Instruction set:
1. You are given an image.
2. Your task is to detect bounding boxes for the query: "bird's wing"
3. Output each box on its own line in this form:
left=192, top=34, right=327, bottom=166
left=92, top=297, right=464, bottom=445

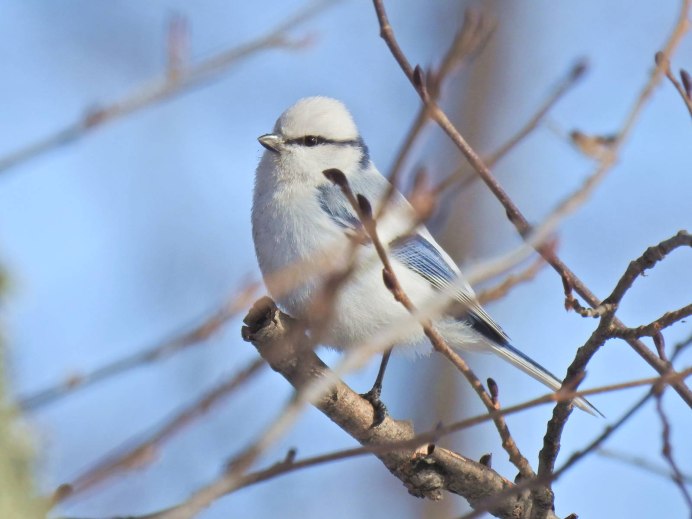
left=316, top=171, right=600, bottom=415
left=316, top=169, right=510, bottom=343
left=316, top=166, right=395, bottom=231
left=316, top=182, right=365, bottom=231
left=389, top=233, right=511, bottom=346
left=390, top=234, right=601, bottom=416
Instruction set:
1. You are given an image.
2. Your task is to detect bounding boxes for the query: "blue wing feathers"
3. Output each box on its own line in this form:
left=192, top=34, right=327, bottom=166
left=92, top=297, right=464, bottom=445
left=390, top=234, right=457, bottom=288
left=315, top=178, right=601, bottom=416
left=316, top=168, right=390, bottom=231
left=316, top=183, right=362, bottom=230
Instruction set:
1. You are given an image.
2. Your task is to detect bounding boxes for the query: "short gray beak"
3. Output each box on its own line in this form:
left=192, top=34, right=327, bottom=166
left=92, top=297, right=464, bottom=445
left=258, top=133, right=282, bottom=153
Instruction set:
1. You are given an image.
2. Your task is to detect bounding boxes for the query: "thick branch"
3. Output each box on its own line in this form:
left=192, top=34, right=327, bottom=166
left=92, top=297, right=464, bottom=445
left=241, top=298, right=557, bottom=519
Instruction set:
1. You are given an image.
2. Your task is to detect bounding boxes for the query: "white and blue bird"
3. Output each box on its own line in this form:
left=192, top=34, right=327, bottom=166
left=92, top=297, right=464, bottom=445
left=252, top=96, right=596, bottom=418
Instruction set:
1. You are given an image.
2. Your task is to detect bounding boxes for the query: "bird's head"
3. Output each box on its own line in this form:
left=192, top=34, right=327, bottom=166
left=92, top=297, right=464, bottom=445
left=257, top=97, right=370, bottom=182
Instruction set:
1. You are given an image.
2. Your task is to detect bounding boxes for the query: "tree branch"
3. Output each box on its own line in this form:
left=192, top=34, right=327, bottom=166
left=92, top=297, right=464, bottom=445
left=324, top=169, right=535, bottom=480
left=52, top=358, right=264, bottom=505
left=370, top=0, right=692, bottom=410
left=240, top=300, right=556, bottom=519
left=18, top=285, right=258, bottom=411
left=535, top=230, right=691, bottom=518
left=0, top=0, right=339, bottom=175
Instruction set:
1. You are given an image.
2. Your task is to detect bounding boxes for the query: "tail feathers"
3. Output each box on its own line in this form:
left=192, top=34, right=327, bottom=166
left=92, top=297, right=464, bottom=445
left=490, top=342, right=602, bottom=417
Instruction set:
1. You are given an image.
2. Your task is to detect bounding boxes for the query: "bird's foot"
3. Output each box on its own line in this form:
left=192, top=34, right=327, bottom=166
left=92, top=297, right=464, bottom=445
left=360, top=386, right=388, bottom=428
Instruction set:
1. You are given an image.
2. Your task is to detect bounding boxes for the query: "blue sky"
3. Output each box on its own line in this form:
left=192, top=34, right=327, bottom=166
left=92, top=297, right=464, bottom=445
left=1, top=1, right=691, bottom=518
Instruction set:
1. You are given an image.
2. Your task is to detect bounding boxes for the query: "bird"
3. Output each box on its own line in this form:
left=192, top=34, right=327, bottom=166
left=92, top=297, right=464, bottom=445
left=251, top=96, right=598, bottom=421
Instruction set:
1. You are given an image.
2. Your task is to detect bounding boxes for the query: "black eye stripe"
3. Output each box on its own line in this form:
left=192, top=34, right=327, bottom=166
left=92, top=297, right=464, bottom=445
left=285, top=136, right=361, bottom=147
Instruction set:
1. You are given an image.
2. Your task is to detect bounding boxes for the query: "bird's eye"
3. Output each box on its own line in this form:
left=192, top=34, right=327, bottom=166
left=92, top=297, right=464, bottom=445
left=303, top=135, right=319, bottom=147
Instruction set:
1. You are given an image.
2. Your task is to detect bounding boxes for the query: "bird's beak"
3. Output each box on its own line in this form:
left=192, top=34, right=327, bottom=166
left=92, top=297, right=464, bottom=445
left=258, top=133, right=282, bottom=153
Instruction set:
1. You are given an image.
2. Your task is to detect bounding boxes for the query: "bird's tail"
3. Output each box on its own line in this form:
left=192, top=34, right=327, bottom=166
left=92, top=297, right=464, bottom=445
left=488, top=342, right=602, bottom=417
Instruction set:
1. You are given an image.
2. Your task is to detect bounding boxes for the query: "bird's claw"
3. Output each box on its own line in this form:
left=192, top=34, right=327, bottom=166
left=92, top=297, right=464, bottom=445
left=360, top=386, right=388, bottom=428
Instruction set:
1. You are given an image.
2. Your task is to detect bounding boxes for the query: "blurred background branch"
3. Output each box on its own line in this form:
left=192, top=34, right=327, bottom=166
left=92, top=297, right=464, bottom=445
left=1, top=1, right=690, bottom=519
left=0, top=0, right=339, bottom=175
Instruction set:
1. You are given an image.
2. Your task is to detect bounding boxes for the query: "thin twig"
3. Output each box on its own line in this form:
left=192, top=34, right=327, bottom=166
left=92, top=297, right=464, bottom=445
left=52, top=358, right=265, bottom=504
left=324, top=171, right=535, bottom=480
left=18, top=286, right=258, bottom=411
left=536, top=231, right=692, bottom=518
left=655, top=51, right=692, bottom=118
left=611, top=303, right=692, bottom=339
left=596, top=447, right=692, bottom=485
left=371, top=0, right=692, bottom=410
left=435, top=59, right=589, bottom=195
left=0, top=0, right=339, bottom=175
left=386, top=9, right=496, bottom=190
left=476, top=251, right=547, bottom=305
left=654, top=385, right=692, bottom=510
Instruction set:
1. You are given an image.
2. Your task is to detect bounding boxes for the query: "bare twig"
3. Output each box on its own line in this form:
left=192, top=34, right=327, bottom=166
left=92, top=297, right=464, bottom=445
left=536, top=231, right=692, bottom=518
left=596, top=447, right=692, bottom=485
left=656, top=51, right=692, bottom=118
left=476, top=252, right=547, bottom=305
left=66, top=345, right=690, bottom=519
left=654, top=385, right=692, bottom=510
left=611, top=303, right=692, bottom=339
left=371, top=0, right=692, bottom=410
left=386, top=9, right=496, bottom=190
left=324, top=171, right=535, bottom=480
left=19, top=286, right=258, bottom=411
left=435, top=59, right=588, bottom=194
left=53, top=358, right=265, bottom=504
left=603, top=230, right=692, bottom=307
left=0, top=0, right=339, bottom=175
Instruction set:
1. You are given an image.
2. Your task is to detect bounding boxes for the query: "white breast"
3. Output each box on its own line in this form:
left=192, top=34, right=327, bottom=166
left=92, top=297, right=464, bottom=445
left=252, top=170, right=349, bottom=320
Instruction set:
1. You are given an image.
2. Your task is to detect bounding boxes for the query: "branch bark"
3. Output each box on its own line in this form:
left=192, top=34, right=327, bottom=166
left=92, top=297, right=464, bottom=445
left=241, top=297, right=559, bottom=519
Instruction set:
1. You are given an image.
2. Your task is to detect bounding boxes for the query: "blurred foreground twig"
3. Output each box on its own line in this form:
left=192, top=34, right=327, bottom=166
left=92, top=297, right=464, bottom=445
left=0, top=0, right=339, bottom=175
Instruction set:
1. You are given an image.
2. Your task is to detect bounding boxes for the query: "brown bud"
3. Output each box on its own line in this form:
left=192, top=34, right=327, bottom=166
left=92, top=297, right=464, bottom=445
left=413, top=65, right=426, bottom=90
left=653, top=332, right=667, bottom=362
left=570, top=59, right=588, bottom=81
left=479, top=453, right=492, bottom=468
left=322, top=168, right=348, bottom=188
left=487, top=377, right=499, bottom=405
left=284, top=448, right=297, bottom=464
left=382, top=269, right=396, bottom=291
left=356, top=194, right=373, bottom=221
left=654, top=51, right=668, bottom=68
left=680, top=69, right=692, bottom=98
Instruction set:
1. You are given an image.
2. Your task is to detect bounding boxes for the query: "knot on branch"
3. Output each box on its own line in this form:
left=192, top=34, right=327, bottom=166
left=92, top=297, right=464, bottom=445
left=405, top=455, right=445, bottom=500
left=241, top=296, right=308, bottom=373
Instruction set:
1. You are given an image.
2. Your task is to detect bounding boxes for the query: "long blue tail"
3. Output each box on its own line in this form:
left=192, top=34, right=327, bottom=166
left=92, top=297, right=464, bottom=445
left=489, top=341, right=602, bottom=416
